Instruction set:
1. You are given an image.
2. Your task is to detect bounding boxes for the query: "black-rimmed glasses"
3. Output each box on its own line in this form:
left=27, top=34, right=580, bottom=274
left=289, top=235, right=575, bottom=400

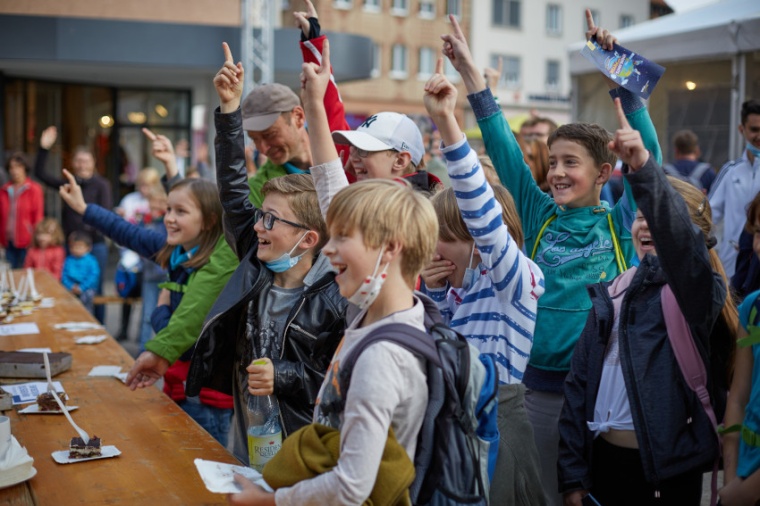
left=254, top=209, right=309, bottom=231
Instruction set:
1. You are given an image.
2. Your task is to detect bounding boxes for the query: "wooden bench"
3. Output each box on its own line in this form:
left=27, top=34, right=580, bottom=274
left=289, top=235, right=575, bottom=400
left=92, top=295, right=142, bottom=305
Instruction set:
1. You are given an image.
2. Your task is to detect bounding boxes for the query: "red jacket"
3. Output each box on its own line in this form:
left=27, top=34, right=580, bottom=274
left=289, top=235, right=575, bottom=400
left=0, top=179, right=44, bottom=248
left=24, top=247, right=65, bottom=281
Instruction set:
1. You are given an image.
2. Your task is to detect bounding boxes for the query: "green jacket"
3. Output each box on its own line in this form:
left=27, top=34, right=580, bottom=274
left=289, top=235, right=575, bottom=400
left=470, top=87, right=661, bottom=380
left=145, top=235, right=239, bottom=363
left=247, top=160, right=289, bottom=207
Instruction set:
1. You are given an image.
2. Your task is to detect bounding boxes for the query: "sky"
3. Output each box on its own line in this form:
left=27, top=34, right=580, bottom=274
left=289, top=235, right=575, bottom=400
left=667, top=0, right=722, bottom=12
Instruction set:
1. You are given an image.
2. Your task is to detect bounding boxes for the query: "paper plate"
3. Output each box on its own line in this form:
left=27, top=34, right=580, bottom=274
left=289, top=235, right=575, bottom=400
left=0, top=466, right=37, bottom=489
left=52, top=445, right=121, bottom=464
left=19, top=404, right=78, bottom=414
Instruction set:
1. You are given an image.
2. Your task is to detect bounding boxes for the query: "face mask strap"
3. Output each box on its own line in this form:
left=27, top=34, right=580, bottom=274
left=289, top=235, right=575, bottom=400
left=287, top=230, right=310, bottom=257
left=467, top=242, right=476, bottom=270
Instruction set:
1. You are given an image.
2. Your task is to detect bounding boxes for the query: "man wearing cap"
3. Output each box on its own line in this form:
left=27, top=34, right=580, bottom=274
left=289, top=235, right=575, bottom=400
left=242, top=9, right=349, bottom=207
left=332, top=112, right=443, bottom=195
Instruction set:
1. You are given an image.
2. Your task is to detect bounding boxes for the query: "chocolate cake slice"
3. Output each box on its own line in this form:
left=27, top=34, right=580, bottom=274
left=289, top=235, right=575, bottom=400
left=36, top=391, right=68, bottom=411
left=69, top=436, right=102, bottom=458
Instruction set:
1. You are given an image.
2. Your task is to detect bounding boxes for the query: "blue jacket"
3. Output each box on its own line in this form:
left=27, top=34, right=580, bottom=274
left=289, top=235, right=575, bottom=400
left=558, top=157, right=725, bottom=492
left=62, top=253, right=100, bottom=292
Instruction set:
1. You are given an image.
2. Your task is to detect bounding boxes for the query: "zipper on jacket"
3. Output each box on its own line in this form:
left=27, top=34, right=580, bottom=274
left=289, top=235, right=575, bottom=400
left=618, top=270, right=660, bottom=485
left=278, top=296, right=308, bottom=439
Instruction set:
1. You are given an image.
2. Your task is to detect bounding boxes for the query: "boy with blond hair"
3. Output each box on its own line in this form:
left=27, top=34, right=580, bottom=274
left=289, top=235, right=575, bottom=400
left=442, top=13, right=662, bottom=506
left=228, top=40, right=439, bottom=506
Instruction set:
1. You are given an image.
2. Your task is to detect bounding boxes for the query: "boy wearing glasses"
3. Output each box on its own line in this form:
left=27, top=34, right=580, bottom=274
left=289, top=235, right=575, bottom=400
left=185, top=43, right=347, bottom=466
left=333, top=112, right=444, bottom=195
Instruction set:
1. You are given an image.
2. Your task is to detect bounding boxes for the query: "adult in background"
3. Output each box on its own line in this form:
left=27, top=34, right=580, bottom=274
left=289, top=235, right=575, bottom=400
left=710, top=99, right=760, bottom=278
left=0, top=153, right=44, bottom=268
left=662, top=129, right=716, bottom=193
left=34, top=126, right=112, bottom=323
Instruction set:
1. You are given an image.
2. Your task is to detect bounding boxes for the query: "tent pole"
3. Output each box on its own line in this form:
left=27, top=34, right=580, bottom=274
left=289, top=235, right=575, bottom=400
left=730, top=52, right=746, bottom=161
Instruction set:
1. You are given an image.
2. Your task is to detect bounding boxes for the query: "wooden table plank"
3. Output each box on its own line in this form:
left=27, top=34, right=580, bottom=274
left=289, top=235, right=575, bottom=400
left=0, top=270, right=238, bottom=505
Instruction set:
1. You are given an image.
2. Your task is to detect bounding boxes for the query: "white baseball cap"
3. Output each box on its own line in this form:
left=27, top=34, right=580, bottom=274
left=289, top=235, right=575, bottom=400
left=332, top=112, right=424, bottom=166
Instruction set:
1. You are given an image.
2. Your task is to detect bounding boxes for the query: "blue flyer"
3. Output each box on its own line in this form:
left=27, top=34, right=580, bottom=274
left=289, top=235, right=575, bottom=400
left=580, top=39, right=665, bottom=99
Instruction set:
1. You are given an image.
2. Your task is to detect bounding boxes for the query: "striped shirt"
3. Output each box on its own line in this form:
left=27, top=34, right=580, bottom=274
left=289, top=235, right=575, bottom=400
left=423, top=136, right=545, bottom=384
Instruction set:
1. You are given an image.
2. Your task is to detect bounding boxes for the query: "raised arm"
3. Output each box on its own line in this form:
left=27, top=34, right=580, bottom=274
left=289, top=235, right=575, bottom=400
left=142, top=128, right=181, bottom=191
left=213, top=42, right=259, bottom=258
left=34, top=126, right=66, bottom=188
left=300, top=39, right=348, bottom=218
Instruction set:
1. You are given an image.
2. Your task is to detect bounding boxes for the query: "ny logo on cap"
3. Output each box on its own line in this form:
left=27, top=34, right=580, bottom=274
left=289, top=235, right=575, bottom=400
left=361, top=115, right=379, bottom=128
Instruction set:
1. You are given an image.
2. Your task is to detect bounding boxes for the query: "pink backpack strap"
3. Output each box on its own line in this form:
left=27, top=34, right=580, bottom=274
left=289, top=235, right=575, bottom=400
left=661, top=284, right=720, bottom=506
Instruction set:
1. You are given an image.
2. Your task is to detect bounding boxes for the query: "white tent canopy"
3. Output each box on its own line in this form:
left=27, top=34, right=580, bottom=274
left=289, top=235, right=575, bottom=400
left=569, top=0, right=760, bottom=75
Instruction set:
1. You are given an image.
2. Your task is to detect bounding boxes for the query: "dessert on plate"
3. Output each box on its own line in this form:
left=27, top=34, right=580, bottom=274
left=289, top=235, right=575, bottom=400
left=69, top=436, right=102, bottom=459
left=36, top=391, right=68, bottom=411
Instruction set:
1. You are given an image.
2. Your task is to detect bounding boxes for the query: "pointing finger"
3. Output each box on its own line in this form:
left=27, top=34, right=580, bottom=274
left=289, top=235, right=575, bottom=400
left=62, top=168, right=76, bottom=185
left=142, top=127, right=157, bottom=141
left=303, top=0, right=317, bottom=18
left=449, top=14, right=465, bottom=40
left=320, top=39, right=330, bottom=73
left=222, top=41, right=234, bottom=64
left=435, top=56, right=444, bottom=75
left=585, top=9, right=595, bottom=32
left=613, top=98, right=630, bottom=130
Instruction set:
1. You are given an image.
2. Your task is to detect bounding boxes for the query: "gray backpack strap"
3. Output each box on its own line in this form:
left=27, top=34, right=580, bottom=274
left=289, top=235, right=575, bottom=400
left=690, top=162, right=712, bottom=184
left=662, top=163, right=681, bottom=177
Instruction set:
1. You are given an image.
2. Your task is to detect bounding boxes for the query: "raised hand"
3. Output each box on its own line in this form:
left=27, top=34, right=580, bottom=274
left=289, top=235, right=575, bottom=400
left=300, top=39, right=331, bottom=110
left=142, top=128, right=178, bottom=178
left=585, top=9, right=616, bottom=51
left=484, top=57, right=503, bottom=90
left=214, top=42, right=244, bottom=113
left=58, top=168, right=88, bottom=215
left=40, top=126, right=58, bottom=150
left=424, top=57, right=458, bottom=121
left=608, top=98, right=648, bottom=171
left=294, top=0, right=318, bottom=39
left=440, top=14, right=485, bottom=93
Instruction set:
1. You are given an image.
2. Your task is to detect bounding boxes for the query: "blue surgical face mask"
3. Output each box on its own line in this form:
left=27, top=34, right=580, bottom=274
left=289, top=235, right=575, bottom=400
left=265, top=232, right=309, bottom=273
left=746, top=141, right=760, bottom=159
left=461, top=242, right=479, bottom=292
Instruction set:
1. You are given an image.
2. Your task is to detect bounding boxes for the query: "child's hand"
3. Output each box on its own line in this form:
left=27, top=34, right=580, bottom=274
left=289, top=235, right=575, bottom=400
left=441, top=15, right=474, bottom=74
left=142, top=128, right=178, bottom=178
left=71, top=284, right=81, bottom=295
left=293, top=0, right=318, bottom=39
left=585, top=9, right=617, bottom=50
left=246, top=358, right=274, bottom=396
left=40, top=126, right=57, bottom=150
left=214, top=42, right=244, bottom=113
left=608, top=98, right=648, bottom=172
left=483, top=57, right=502, bottom=90
left=424, top=58, right=459, bottom=121
left=300, top=40, right=331, bottom=111
left=563, top=490, right=588, bottom=506
left=421, top=254, right=455, bottom=289
left=227, top=474, right=275, bottom=506
left=58, top=169, right=88, bottom=215
left=126, top=351, right=170, bottom=391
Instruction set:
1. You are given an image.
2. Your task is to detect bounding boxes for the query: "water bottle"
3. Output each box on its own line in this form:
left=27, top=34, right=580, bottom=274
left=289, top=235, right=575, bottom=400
left=246, top=360, right=283, bottom=471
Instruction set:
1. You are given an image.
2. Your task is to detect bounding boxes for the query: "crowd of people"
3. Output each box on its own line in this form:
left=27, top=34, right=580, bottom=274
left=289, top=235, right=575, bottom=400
left=4, top=1, right=760, bottom=505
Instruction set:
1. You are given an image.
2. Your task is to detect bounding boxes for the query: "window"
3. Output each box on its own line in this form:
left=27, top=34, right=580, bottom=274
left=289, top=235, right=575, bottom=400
left=586, top=9, right=600, bottom=32
left=447, top=0, right=462, bottom=18
left=371, top=43, right=381, bottom=78
left=546, top=4, right=562, bottom=35
left=334, top=0, right=352, bottom=10
left=281, top=0, right=290, bottom=9
left=493, top=0, right=521, bottom=28
left=419, top=0, right=436, bottom=19
left=392, top=0, right=409, bottom=15
left=444, top=58, right=460, bottom=83
left=546, top=60, right=560, bottom=90
left=418, top=47, right=435, bottom=79
left=620, top=15, right=634, bottom=28
left=364, top=0, right=381, bottom=12
left=391, top=44, right=408, bottom=78
left=491, top=54, right=520, bottom=88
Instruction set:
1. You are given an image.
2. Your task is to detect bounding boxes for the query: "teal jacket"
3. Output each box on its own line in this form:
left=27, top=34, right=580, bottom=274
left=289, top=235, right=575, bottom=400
left=470, top=87, right=661, bottom=391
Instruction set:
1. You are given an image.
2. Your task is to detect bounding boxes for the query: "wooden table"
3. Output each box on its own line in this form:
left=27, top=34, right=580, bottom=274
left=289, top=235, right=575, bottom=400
left=0, top=270, right=238, bottom=505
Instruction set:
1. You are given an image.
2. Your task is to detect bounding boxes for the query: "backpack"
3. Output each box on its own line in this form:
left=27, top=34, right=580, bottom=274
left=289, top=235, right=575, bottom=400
left=661, top=285, right=722, bottom=506
left=662, top=162, right=712, bottom=192
left=337, top=299, right=500, bottom=505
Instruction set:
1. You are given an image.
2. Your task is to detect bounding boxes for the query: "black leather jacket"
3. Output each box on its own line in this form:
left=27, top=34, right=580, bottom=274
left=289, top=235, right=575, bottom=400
left=186, top=107, right=346, bottom=437
left=558, top=158, right=726, bottom=492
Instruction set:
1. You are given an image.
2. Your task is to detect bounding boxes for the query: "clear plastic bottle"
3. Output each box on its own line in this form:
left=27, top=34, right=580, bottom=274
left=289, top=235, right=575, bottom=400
left=246, top=360, right=283, bottom=472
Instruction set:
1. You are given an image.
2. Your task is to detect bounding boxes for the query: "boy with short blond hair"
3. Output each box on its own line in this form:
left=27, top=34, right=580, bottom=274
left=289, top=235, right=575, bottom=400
left=227, top=39, right=439, bottom=506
